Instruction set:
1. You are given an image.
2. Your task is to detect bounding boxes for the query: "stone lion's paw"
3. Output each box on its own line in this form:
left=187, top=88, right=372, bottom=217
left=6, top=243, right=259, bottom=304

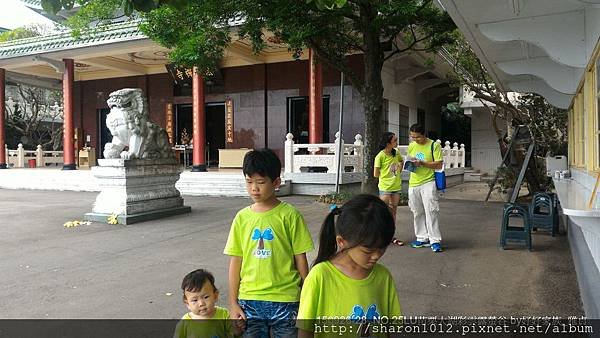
left=120, top=151, right=132, bottom=160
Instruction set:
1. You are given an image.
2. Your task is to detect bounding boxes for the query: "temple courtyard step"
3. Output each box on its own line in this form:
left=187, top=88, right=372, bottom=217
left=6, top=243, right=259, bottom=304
left=0, top=168, right=290, bottom=197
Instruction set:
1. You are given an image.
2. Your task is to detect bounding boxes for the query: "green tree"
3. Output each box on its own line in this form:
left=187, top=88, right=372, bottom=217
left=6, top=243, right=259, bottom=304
left=5, top=85, right=64, bottom=151
left=441, top=102, right=470, bottom=164
left=1, top=24, right=63, bottom=151
left=42, top=0, right=455, bottom=192
left=445, top=33, right=568, bottom=194
left=0, top=24, right=51, bottom=42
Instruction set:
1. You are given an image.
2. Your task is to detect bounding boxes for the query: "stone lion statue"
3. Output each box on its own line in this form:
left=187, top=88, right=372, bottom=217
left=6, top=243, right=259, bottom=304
left=103, top=88, right=173, bottom=160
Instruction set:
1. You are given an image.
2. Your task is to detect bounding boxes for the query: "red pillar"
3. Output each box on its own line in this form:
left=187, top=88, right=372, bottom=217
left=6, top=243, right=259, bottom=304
left=308, top=49, right=323, bottom=144
left=0, top=68, right=6, bottom=169
left=192, top=67, right=207, bottom=172
left=62, top=59, right=76, bottom=170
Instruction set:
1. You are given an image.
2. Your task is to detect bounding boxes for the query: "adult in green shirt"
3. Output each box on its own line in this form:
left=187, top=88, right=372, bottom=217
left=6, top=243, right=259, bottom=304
left=407, top=124, right=444, bottom=253
left=373, top=132, right=404, bottom=246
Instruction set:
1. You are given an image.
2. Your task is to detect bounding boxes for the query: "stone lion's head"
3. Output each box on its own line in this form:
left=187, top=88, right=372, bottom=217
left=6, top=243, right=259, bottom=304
left=107, top=88, right=147, bottom=123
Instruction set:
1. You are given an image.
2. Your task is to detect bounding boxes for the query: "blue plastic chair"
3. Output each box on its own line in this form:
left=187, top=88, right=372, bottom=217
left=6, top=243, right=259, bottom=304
left=500, top=203, right=532, bottom=250
left=530, top=192, right=556, bottom=237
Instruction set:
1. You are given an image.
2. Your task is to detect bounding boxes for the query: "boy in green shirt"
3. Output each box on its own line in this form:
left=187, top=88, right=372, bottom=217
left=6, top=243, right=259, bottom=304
left=224, top=148, right=314, bottom=337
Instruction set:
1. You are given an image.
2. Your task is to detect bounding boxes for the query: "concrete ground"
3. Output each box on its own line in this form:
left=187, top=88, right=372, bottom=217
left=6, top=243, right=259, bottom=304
left=0, top=184, right=583, bottom=319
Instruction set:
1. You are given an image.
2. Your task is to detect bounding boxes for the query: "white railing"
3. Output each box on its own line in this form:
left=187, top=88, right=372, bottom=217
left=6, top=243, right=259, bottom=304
left=5, top=144, right=63, bottom=167
left=397, top=140, right=465, bottom=168
left=284, top=132, right=364, bottom=174
left=283, top=135, right=464, bottom=174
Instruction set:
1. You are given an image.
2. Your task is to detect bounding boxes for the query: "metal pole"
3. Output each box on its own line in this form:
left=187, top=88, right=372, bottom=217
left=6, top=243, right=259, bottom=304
left=335, top=72, right=345, bottom=193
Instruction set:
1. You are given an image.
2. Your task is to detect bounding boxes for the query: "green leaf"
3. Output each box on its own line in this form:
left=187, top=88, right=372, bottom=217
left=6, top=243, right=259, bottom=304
left=132, top=0, right=157, bottom=12
left=41, top=0, right=62, bottom=14
left=123, top=0, right=134, bottom=16
left=61, top=0, right=75, bottom=10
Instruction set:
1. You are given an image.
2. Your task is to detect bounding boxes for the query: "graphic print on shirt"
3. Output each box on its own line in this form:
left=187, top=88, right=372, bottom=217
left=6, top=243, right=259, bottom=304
left=252, top=228, right=274, bottom=258
left=349, top=304, right=380, bottom=337
left=390, top=162, right=398, bottom=176
left=349, top=304, right=380, bottom=322
left=415, top=152, right=425, bottom=161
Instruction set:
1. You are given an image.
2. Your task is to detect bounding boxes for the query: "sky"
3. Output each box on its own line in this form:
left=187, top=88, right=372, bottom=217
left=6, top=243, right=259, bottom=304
left=0, top=0, right=57, bottom=30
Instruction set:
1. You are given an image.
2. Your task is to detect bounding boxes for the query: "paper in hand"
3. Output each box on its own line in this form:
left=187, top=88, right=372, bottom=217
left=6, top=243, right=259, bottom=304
left=403, top=158, right=417, bottom=173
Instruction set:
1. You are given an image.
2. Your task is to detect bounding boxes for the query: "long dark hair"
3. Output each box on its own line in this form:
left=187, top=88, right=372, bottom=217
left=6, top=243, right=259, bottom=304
left=313, top=194, right=395, bottom=266
left=379, top=132, right=396, bottom=156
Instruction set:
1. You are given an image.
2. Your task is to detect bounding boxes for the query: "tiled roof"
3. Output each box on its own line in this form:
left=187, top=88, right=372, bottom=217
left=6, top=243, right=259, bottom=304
left=20, top=0, right=42, bottom=8
left=0, top=20, right=147, bottom=59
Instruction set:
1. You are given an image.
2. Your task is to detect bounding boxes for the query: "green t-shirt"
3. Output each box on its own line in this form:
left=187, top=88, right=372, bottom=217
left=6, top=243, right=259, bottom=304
left=223, top=201, right=314, bottom=302
left=374, top=150, right=403, bottom=192
left=297, top=261, right=402, bottom=337
left=407, top=139, right=443, bottom=187
left=174, top=306, right=233, bottom=338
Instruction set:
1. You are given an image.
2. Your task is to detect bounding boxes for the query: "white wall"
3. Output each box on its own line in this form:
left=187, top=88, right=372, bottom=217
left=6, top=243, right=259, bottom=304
left=470, top=107, right=506, bottom=174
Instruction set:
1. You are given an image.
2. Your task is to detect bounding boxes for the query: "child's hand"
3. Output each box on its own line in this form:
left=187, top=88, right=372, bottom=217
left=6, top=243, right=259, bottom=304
left=230, top=303, right=246, bottom=332
left=232, top=318, right=246, bottom=334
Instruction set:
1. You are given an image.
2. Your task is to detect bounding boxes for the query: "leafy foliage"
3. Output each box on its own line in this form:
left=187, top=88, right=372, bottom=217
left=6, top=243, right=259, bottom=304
left=5, top=85, right=63, bottom=150
left=441, top=102, right=470, bottom=163
left=0, top=24, right=51, bottom=42
left=446, top=33, right=567, bottom=194
left=316, top=191, right=353, bottom=204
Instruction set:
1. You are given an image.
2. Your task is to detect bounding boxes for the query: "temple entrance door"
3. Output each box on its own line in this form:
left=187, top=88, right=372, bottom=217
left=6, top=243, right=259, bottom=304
left=287, top=96, right=330, bottom=144
left=174, top=102, right=225, bottom=167
left=97, top=108, right=111, bottom=158
left=175, top=104, right=192, bottom=166
left=205, top=102, right=225, bottom=167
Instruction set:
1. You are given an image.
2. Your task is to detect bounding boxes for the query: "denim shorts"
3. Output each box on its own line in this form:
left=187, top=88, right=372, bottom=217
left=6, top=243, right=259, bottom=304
left=238, top=299, right=298, bottom=338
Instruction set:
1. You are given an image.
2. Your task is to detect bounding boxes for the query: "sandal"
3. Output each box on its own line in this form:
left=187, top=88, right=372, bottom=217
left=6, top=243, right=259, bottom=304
left=391, top=238, right=404, bottom=246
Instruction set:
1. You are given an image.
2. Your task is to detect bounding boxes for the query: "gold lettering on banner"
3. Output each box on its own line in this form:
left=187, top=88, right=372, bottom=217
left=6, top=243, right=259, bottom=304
left=166, top=103, right=174, bottom=145
left=226, top=99, right=234, bottom=143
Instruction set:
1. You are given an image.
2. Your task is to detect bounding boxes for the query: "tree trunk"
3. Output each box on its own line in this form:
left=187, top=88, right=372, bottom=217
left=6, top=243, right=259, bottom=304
left=359, top=4, right=384, bottom=194
left=361, top=79, right=384, bottom=195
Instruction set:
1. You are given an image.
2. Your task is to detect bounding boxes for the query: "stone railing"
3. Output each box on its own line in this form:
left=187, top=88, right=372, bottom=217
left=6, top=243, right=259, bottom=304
left=284, top=132, right=364, bottom=174
left=5, top=144, right=63, bottom=167
left=397, top=140, right=465, bottom=168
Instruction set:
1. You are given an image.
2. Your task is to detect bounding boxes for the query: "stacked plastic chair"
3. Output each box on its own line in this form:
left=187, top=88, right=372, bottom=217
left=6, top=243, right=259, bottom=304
left=530, top=192, right=557, bottom=237
left=500, top=203, right=532, bottom=250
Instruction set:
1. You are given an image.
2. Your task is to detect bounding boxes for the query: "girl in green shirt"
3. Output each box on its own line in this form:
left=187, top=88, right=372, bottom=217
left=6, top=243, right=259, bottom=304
left=374, top=132, right=404, bottom=246
left=297, top=194, right=402, bottom=337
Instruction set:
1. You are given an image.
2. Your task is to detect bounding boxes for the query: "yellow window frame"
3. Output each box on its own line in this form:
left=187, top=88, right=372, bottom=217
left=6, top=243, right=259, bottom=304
left=595, top=56, right=600, bottom=171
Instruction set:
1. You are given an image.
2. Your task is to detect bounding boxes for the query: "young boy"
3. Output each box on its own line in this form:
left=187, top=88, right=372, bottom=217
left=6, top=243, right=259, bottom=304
left=224, top=148, right=314, bottom=337
left=175, top=269, right=241, bottom=338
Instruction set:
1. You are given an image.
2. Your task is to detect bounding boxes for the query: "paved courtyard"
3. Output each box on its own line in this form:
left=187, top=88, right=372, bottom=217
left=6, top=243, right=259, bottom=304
left=0, top=185, right=583, bottom=319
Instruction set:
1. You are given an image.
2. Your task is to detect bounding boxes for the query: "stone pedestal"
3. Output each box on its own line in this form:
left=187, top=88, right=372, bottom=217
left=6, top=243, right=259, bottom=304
left=85, top=158, right=191, bottom=224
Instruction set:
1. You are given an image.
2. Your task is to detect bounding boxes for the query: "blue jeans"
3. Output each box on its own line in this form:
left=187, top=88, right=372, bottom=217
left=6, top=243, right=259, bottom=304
left=238, top=299, right=298, bottom=338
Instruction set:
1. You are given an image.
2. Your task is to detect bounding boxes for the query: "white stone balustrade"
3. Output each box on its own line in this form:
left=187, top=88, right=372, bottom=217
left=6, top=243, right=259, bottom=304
left=284, top=133, right=364, bottom=174
left=4, top=143, right=63, bottom=167
left=397, top=140, right=465, bottom=168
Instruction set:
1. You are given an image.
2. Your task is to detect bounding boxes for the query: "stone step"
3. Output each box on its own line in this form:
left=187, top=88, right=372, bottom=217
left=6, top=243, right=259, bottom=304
left=176, top=172, right=291, bottom=197
left=464, top=171, right=484, bottom=182
left=0, top=169, right=290, bottom=197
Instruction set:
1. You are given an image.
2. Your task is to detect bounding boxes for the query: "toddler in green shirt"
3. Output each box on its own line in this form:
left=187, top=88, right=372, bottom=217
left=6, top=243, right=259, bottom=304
left=174, top=269, right=241, bottom=338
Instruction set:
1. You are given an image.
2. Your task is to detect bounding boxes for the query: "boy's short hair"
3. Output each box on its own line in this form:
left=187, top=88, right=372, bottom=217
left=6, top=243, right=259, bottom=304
left=242, top=148, right=281, bottom=182
left=181, top=269, right=216, bottom=296
left=409, top=123, right=425, bottom=135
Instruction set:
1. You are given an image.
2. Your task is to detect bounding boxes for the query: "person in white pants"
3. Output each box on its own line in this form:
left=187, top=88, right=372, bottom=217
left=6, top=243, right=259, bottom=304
left=406, top=124, right=444, bottom=252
